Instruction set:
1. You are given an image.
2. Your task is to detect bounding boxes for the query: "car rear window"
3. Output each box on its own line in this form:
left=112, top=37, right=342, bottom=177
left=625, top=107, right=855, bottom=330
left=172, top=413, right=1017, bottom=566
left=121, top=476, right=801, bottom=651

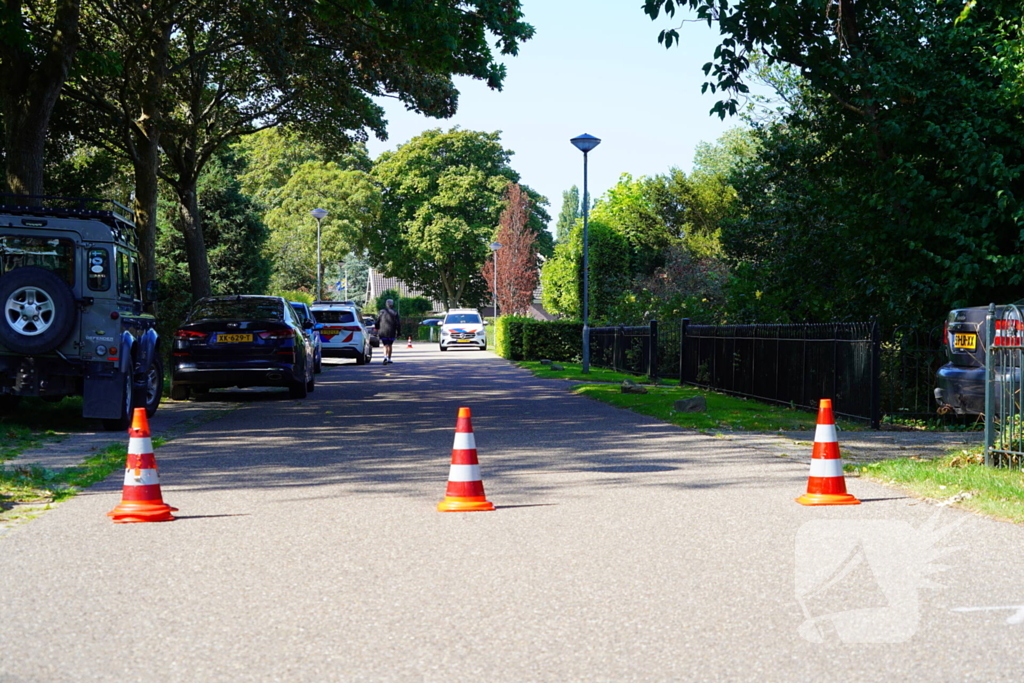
left=0, top=235, right=74, bottom=284
left=315, top=309, right=356, bottom=324
left=445, top=313, right=481, bottom=324
left=190, top=298, right=284, bottom=321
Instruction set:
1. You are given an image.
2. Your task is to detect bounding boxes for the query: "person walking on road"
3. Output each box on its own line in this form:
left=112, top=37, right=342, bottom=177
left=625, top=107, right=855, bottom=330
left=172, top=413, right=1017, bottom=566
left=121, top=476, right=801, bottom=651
left=376, top=299, right=401, bottom=364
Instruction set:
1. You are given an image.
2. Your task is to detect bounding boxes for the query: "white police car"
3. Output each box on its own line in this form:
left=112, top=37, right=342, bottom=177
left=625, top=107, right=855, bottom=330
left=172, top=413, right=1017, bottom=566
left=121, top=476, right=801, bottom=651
left=439, top=308, right=487, bottom=351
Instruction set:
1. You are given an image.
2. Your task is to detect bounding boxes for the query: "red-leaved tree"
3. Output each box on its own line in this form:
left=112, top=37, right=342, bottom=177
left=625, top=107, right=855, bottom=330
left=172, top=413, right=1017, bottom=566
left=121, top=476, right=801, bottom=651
left=484, top=183, right=538, bottom=316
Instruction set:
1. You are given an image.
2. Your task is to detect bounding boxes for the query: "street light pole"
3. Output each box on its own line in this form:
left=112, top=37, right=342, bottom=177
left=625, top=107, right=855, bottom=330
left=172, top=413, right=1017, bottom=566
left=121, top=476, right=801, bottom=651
left=570, top=134, right=601, bottom=374
left=310, top=208, right=328, bottom=301
left=489, top=241, right=502, bottom=321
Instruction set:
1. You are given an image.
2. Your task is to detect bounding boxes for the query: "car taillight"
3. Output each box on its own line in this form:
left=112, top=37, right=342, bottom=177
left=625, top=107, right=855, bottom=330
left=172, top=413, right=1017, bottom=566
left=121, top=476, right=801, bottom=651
left=174, top=329, right=208, bottom=340
left=340, top=325, right=361, bottom=332
left=258, top=330, right=294, bottom=340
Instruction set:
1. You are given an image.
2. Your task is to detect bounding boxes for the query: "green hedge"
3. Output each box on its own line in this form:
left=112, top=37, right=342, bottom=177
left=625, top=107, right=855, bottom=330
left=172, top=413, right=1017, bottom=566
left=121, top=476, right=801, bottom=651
left=494, top=317, right=581, bottom=362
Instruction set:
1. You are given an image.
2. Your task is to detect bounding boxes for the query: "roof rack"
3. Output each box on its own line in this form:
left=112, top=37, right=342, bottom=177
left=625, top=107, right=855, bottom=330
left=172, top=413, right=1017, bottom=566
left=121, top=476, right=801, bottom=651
left=0, top=194, right=135, bottom=225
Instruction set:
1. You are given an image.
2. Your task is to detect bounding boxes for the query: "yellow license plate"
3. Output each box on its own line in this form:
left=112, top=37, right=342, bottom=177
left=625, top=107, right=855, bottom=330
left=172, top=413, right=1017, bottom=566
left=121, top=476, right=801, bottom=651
left=217, top=333, right=252, bottom=343
left=954, top=333, right=976, bottom=350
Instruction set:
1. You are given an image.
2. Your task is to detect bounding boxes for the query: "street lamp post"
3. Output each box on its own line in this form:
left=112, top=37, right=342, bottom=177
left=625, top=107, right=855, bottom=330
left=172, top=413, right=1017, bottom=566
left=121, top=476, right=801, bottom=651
left=570, top=133, right=601, bottom=374
left=489, top=241, right=502, bottom=321
left=310, top=208, right=328, bottom=301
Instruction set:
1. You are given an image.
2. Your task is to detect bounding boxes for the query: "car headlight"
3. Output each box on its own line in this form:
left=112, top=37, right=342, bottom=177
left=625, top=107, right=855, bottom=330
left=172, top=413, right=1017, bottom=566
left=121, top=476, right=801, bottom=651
left=441, top=329, right=450, bottom=337
left=476, top=330, right=485, bottom=337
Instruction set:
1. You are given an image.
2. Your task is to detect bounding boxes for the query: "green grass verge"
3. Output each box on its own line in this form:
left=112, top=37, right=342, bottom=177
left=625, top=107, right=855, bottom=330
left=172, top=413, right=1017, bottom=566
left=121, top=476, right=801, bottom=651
left=571, top=383, right=856, bottom=432
left=0, top=396, right=93, bottom=462
left=516, top=361, right=680, bottom=386
left=852, top=448, right=1024, bottom=523
left=0, top=437, right=168, bottom=523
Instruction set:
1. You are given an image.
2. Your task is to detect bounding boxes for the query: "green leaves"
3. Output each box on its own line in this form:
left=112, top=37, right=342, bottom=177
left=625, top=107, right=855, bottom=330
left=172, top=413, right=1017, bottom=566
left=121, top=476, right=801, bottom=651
left=367, top=128, right=530, bottom=309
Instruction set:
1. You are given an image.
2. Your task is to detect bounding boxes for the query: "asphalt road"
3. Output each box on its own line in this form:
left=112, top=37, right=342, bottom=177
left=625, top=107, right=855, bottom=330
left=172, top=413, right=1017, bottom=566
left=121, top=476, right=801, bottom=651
left=1, top=344, right=1022, bottom=682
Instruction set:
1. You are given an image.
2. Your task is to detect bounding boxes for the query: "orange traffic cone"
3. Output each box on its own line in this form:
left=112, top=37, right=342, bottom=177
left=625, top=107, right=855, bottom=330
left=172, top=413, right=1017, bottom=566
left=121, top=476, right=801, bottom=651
left=108, top=408, right=178, bottom=523
left=438, top=407, right=494, bottom=512
left=796, top=399, right=860, bottom=506
left=407, top=337, right=413, bottom=348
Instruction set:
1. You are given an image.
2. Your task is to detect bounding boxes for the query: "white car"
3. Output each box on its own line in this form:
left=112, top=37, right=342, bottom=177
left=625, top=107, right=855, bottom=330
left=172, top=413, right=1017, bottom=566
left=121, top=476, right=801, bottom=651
left=310, top=302, right=372, bottom=364
left=439, top=309, right=487, bottom=351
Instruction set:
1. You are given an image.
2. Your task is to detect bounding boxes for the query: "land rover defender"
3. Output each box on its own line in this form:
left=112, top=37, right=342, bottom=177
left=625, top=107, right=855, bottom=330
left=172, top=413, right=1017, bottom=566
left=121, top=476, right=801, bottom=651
left=0, top=195, right=162, bottom=430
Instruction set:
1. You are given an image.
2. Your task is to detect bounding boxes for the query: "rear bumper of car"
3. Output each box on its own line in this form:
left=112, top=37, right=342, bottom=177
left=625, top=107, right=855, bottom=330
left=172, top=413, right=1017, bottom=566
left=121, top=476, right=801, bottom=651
left=172, top=361, right=299, bottom=388
left=321, top=345, right=364, bottom=358
left=934, top=363, right=1020, bottom=416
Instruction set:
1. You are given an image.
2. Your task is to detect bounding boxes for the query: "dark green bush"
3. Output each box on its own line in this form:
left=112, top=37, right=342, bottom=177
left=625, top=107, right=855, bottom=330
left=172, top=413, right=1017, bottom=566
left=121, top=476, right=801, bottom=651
left=495, top=316, right=530, bottom=360
left=495, top=317, right=581, bottom=361
left=522, top=320, right=581, bottom=362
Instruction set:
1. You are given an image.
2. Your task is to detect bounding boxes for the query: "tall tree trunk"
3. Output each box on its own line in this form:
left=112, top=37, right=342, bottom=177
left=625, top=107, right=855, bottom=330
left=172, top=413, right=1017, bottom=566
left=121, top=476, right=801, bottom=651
left=0, top=0, right=82, bottom=196
left=131, top=137, right=161, bottom=284
left=175, top=183, right=212, bottom=300
left=129, top=21, right=170, bottom=284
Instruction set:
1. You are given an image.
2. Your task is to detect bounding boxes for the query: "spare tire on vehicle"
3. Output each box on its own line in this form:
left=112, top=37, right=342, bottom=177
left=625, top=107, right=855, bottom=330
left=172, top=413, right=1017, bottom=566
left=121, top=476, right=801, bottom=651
left=0, top=267, right=76, bottom=355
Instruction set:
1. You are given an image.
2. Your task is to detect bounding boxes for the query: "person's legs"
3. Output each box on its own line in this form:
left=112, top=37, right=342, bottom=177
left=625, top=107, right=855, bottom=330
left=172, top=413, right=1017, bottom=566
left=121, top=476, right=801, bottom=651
left=380, top=338, right=395, bottom=363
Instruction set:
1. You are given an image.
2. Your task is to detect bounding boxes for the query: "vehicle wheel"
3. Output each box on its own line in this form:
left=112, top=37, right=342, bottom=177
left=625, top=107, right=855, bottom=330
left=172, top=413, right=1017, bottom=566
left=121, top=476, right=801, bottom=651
left=135, top=355, right=163, bottom=417
left=439, top=344, right=447, bottom=352
left=314, top=351, right=322, bottom=374
left=356, top=351, right=367, bottom=365
left=0, top=395, right=20, bottom=413
left=306, top=363, right=315, bottom=392
left=0, top=267, right=76, bottom=355
left=102, top=370, right=134, bottom=431
left=289, top=376, right=308, bottom=399
left=480, top=345, right=487, bottom=351
left=170, top=382, right=190, bottom=401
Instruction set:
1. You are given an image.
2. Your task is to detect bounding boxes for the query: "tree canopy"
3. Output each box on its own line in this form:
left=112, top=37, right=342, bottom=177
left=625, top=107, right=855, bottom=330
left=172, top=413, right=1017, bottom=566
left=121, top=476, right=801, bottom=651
left=367, top=128, right=547, bottom=310
left=646, top=0, right=1024, bottom=325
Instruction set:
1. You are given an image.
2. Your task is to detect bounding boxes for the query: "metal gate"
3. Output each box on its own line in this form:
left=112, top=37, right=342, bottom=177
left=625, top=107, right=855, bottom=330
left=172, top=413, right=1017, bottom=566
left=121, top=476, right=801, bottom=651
left=984, top=303, right=1024, bottom=466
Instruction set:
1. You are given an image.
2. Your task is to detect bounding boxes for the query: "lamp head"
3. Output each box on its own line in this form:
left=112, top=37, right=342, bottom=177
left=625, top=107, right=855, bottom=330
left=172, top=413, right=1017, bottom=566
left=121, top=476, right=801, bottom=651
left=489, top=242, right=503, bottom=251
left=570, top=134, right=601, bottom=153
left=310, top=208, right=328, bottom=220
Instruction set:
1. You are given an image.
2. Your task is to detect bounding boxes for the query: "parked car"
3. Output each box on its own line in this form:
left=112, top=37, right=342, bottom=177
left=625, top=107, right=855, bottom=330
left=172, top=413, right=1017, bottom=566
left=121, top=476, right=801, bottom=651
left=0, top=195, right=162, bottom=430
left=170, top=295, right=315, bottom=400
left=438, top=308, right=487, bottom=351
left=362, top=316, right=380, bottom=347
left=290, top=301, right=323, bottom=373
left=934, top=302, right=1023, bottom=416
left=311, top=301, right=372, bottom=364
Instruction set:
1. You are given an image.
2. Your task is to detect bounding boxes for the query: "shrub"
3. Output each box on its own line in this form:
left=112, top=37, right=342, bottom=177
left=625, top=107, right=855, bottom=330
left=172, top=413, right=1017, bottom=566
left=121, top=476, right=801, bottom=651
left=495, top=317, right=581, bottom=361
left=522, top=320, right=581, bottom=362
left=275, top=289, right=314, bottom=305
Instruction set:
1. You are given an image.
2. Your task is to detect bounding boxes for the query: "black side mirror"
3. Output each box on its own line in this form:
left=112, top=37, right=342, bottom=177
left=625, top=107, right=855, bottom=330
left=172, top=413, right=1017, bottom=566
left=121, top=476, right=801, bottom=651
left=302, top=319, right=314, bottom=330
left=144, top=280, right=163, bottom=302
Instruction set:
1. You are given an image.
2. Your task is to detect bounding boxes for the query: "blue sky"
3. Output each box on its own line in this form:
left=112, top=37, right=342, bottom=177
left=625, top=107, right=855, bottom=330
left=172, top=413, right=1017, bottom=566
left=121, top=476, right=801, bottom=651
left=364, top=1, right=753, bottom=230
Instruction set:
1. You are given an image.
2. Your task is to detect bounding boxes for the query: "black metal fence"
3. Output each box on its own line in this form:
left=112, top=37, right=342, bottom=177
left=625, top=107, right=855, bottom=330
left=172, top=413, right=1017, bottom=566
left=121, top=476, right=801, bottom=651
left=588, top=319, right=947, bottom=428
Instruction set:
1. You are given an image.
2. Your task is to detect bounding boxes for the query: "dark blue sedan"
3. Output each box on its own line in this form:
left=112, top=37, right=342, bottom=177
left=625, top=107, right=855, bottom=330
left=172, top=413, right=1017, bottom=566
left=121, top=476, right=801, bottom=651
left=170, top=295, right=315, bottom=400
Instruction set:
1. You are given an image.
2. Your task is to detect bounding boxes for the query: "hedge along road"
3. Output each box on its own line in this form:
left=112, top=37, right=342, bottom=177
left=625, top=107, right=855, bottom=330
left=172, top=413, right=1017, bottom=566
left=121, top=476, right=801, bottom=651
left=1, top=344, right=1023, bottom=682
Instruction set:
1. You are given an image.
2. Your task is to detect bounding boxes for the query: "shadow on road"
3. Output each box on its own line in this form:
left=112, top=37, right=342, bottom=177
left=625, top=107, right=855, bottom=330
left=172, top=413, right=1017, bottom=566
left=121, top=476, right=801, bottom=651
left=148, top=349, right=810, bottom=500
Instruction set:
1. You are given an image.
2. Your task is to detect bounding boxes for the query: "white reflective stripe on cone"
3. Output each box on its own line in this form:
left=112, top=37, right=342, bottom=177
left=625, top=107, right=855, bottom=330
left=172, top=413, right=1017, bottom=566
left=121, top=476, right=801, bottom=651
left=808, top=458, right=845, bottom=478
left=447, top=464, right=482, bottom=482
left=814, top=423, right=838, bottom=443
left=452, top=432, right=477, bottom=450
left=123, top=469, right=160, bottom=486
left=128, top=437, right=153, bottom=454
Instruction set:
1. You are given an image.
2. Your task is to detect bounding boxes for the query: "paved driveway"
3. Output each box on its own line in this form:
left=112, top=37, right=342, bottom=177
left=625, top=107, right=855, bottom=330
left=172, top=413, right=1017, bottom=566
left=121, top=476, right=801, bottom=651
left=0, top=345, right=1020, bottom=682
